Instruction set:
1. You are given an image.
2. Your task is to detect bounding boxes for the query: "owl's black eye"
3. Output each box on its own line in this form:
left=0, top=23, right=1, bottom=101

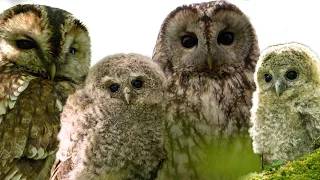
left=181, top=34, right=198, bottom=48
left=286, top=71, right=297, bottom=80
left=132, top=79, right=143, bottom=89
left=264, top=74, right=272, bottom=83
left=217, top=32, right=234, bottom=45
left=69, top=47, right=77, bottom=54
left=109, top=83, right=120, bottom=92
left=15, top=39, right=37, bottom=50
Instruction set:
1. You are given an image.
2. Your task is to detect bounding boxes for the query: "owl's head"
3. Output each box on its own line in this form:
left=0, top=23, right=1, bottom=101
left=86, top=53, right=166, bottom=106
left=255, top=42, right=320, bottom=97
left=0, top=4, right=91, bottom=83
left=152, top=1, right=259, bottom=74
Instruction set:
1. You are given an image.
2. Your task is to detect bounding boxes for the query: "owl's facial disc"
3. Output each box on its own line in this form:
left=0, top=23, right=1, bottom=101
left=7, top=37, right=57, bottom=80
left=263, top=69, right=298, bottom=97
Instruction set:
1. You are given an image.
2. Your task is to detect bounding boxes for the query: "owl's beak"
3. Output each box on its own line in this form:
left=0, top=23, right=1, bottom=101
left=207, top=55, right=213, bottom=70
left=123, top=87, right=130, bottom=104
left=275, top=80, right=286, bottom=97
left=49, top=64, right=56, bottom=80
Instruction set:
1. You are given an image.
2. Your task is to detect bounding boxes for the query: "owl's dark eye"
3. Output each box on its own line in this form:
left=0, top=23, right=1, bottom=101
left=286, top=71, right=297, bottom=80
left=181, top=34, right=198, bottom=48
left=217, top=32, right=234, bottom=45
left=132, top=79, right=143, bottom=89
left=69, top=47, right=77, bottom=54
left=109, top=83, right=120, bottom=92
left=264, top=74, right=272, bottom=83
left=15, top=39, right=37, bottom=50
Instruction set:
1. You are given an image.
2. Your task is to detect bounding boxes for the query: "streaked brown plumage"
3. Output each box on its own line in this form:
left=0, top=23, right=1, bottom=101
left=152, top=1, right=260, bottom=179
left=0, top=4, right=91, bottom=179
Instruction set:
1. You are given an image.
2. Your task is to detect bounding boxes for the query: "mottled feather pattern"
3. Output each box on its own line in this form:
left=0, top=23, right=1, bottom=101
left=159, top=61, right=255, bottom=179
left=152, top=1, right=260, bottom=179
left=0, top=64, right=77, bottom=179
left=0, top=4, right=91, bottom=179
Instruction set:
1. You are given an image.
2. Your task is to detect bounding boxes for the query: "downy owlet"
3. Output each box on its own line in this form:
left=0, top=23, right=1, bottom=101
left=51, top=53, right=167, bottom=180
left=152, top=1, right=260, bottom=179
left=250, top=42, right=320, bottom=165
left=0, top=4, right=91, bottom=179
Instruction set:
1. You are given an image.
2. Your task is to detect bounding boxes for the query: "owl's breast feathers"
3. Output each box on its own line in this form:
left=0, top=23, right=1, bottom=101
left=159, top=68, right=256, bottom=179
left=167, top=68, right=254, bottom=132
left=0, top=65, right=76, bottom=179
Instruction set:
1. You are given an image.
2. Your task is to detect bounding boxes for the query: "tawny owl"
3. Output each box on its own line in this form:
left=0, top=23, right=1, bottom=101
left=0, top=4, right=91, bottom=180
left=50, top=53, right=167, bottom=180
left=152, top=1, right=260, bottom=179
left=250, top=42, right=320, bottom=166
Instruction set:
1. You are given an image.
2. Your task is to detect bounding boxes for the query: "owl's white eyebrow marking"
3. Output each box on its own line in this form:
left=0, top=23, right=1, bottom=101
left=0, top=39, right=17, bottom=57
left=101, top=76, right=120, bottom=84
left=130, top=73, right=144, bottom=78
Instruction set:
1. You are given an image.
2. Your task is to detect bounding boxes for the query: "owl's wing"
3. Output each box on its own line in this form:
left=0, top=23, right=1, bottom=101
left=296, top=95, right=320, bottom=146
left=0, top=73, right=35, bottom=120
left=56, top=89, right=91, bottom=160
left=0, top=71, right=74, bottom=179
left=50, top=89, right=92, bottom=180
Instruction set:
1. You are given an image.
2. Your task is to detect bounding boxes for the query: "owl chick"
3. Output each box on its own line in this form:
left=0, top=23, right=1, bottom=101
left=0, top=4, right=91, bottom=180
left=152, top=1, right=260, bottom=179
left=250, top=42, right=320, bottom=166
left=50, top=53, right=167, bottom=180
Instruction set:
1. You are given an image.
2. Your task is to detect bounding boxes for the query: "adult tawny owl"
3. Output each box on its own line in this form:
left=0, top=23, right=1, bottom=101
left=250, top=42, right=320, bottom=166
left=50, top=53, right=167, bottom=180
left=0, top=4, right=91, bottom=180
left=152, top=1, right=260, bottom=179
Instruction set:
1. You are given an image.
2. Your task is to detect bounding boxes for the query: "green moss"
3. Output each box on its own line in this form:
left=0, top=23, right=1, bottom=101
left=246, top=148, right=320, bottom=180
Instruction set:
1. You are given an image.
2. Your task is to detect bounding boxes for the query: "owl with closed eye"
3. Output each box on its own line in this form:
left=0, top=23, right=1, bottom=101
left=0, top=4, right=91, bottom=179
left=50, top=53, right=167, bottom=180
left=250, top=42, right=320, bottom=166
left=152, top=1, right=260, bottom=179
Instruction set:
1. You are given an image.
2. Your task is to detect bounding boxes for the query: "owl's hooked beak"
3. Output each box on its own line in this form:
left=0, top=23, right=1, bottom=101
left=275, top=80, right=287, bottom=97
left=123, top=87, right=130, bottom=104
left=207, top=55, right=213, bottom=70
left=49, top=64, right=56, bottom=80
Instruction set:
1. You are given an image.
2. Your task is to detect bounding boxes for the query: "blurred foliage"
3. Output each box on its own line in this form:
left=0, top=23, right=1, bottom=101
left=197, top=131, right=261, bottom=179
left=246, top=148, right=320, bottom=180
left=263, top=160, right=284, bottom=171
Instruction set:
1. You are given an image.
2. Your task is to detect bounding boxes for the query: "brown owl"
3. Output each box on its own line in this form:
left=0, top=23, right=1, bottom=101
left=152, top=1, right=260, bottom=179
left=50, top=53, right=166, bottom=180
left=0, top=4, right=91, bottom=180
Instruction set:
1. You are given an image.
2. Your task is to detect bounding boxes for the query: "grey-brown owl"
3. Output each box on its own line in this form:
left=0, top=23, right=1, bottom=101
left=50, top=53, right=167, bottom=180
left=250, top=42, right=320, bottom=166
left=0, top=4, right=91, bottom=180
left=152, top=1, right=260, bottom=179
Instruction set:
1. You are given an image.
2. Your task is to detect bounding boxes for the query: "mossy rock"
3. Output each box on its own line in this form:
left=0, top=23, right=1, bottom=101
left=245, top=148, right=320, bottom=180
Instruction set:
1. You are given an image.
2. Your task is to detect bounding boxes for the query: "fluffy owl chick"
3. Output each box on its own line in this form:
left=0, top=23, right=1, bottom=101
left=51, top=53, right=167, bottom=180
left=152, top=1, right=260, bottom=179
left=0, top=4, right=91, bottom=180
left=250, top=42, right=320, bottom=165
